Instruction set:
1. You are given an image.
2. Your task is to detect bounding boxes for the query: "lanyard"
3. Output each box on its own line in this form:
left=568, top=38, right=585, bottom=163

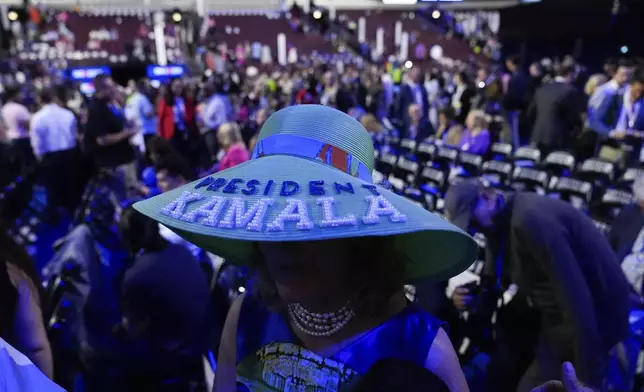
left=623, top=95, right=639, bottom=130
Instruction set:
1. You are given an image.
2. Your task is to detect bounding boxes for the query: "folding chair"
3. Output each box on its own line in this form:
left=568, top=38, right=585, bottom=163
left=549, top=177, right=594, bottom=211
left=415, top=142, right=436, bottom=165
left=576, top=158, right=616, bottom=190
left=490, top=142, right=513, bottom=162
left=513, top=147, right=541, bottom=168
left=481, top=160, right=513, bottom=188
left=542, top=151, right=576, bottom=178
left=510, top=166, right=549, bottom=194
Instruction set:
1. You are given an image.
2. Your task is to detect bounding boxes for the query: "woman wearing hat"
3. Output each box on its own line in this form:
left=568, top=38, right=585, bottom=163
left=134, top=105, right=478, bottom=391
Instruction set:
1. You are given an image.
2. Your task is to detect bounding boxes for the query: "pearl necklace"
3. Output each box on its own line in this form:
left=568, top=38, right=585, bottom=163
left=287, top=302, right=355, bottom=337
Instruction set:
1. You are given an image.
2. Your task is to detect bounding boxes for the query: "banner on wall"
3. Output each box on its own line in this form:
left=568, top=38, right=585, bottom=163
left=68, top=66, right=111, bottom=82
left=146, top=64, right=186, bottom=81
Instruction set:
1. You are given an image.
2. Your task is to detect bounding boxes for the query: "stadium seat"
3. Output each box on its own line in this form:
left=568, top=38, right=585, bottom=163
left=549, top=177, right=593, bottom=210
left=481, top=160, right=513, bottom=187
left=615, top=167, right=644, bottom=191
left=376, top=153, right=398, bottom=177
left=399, top=138, right=417, bottom=156
left=490, top=142, right=513, bottom=161
left=393, top=156, right=420, bottom=185
left=513, top=147, right=541, bottom=167
left=433, top=146, right=459, bottom=173
left=590, top=188, right=634, bottom=225
left=418, top=165, right=448, bottom=202
left=510, top=166, right=549, bottom=194
left=576, top=158, right=616, bottom=189
left=384, top=135, right=401, bottom=154
left=457, top=152, right=484, bottom=178
left=415, top=142, right=436, bottom=164
left=542, top=151, right=575, bottom=178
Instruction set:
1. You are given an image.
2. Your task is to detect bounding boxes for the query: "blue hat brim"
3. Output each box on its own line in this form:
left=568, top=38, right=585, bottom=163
left=134, top=155, right=477, bottom=281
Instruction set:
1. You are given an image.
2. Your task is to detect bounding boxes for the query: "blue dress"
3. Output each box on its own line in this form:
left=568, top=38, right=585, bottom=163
left=234, top=293, right=444, bottom=391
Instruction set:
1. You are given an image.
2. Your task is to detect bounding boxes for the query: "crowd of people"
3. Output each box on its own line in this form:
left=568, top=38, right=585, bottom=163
left=0, top=21, right=644, bottom=391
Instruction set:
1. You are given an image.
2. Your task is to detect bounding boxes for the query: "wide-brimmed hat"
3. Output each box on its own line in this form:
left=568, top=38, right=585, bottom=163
left=134, top=105, right=477, bottom=281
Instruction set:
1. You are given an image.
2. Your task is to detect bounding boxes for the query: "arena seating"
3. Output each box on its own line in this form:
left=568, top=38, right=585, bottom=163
left=373, top=133, right=636, bottom=236
left=338, top=10, right=475, bottom=60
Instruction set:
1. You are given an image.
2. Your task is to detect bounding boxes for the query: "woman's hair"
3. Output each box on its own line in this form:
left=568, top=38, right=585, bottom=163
left=217, top=122, right=243, bottom=149
left=251, top=236, right=406, bottom=318
left=584, top=73, right=608, bottom=96
left=360, top=114, right=384, bottom=133
left=0, top=221, right=46, bottom=340
left=164, top=78, right=183, bottom=105
left=118, top=206, right=168, bottom=255
left=466, top=110, right=489, bottom=130
left=248, top=134, right=259, bottom=153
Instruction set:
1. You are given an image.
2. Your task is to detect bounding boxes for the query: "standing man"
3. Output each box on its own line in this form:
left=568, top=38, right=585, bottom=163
left=29, top=89, right=78, bottom=218
left=395, top=67, right=429, bottom=131
left=201, top=77, right=232, bottom=165
left=444, top=180, right=630, bottom=391
left=84, top=74, right=137, bottom=204
left=608, top=68, right=644, bottom=165
left=503, top=55, right=529, bottom=148
left=125, top=79, right=157, bottom=147
left=1, top=86, right=33, bottom=175
left=528, top=64, right=584, bottom=156
left=578, top=63, right=633, bottom=161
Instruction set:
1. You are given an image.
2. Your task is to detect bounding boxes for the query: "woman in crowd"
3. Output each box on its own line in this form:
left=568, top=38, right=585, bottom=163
left=157, top=78, right=196, bottom=160
left=0, top=226, right=53, bottom=378
left=436, top=107, right=464, bottom=147
left=134, top=105, right=478, bottom=391
left=458, top=109, right=491, bottom=155
left=217, top=122, right=250, bottom=171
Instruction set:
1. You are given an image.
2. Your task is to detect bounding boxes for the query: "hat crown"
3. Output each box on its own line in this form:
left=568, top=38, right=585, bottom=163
left=256, top=105, right=375, bottom=173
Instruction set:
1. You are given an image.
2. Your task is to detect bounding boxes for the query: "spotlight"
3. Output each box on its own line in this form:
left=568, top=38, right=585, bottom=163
left=7, top=11, right=18, bottom=22
left=312, top=10, right=322, bottom=20
left=171, top=11, right=182, bottom=23
left=431, top=10, right=441, bottom=19
left=238, top=286, right=246, bottom=293
left=620, top=45, right=629, bottom=54
left=404, top=60, right=413, bottom=69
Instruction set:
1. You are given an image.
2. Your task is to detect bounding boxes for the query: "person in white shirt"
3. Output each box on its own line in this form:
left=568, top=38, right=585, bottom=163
left=1, top=86, right=33, bottom=174
left=30, top=88, right=78, bottom=217
left=125, top=79, right=157, bottom=149
left=201, top=78, right=232, bottom=165
left=577, top=64, right=633, bottom=160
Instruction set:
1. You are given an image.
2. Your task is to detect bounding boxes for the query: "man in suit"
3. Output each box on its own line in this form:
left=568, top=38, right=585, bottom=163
left=451, top=71, right=476, bottom=125
left=577, top=63, right=633, bottom=161
left=609, top=68, right=644, bottom=165
left=527, top=64, right=584, bottom=157
left=503, top=55, right=529, bottom=148
left=395, top=67, right=429, bottom=131
left=444, top=180, right=630, bottom=392
left=405, top=104, right=434, bottom=143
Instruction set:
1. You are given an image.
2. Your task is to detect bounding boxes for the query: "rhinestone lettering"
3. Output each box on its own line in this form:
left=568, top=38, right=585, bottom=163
left=160, top=191, right=203, bottom=219
left=179, top=196, right=227, bottom=227
left=267, top=199, right=314, bottom=231
left=316, top=197, right=356, bottom=228
left=362, top=195, right=408, bottom=225
left=218, top=197, right=274, bottom=232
